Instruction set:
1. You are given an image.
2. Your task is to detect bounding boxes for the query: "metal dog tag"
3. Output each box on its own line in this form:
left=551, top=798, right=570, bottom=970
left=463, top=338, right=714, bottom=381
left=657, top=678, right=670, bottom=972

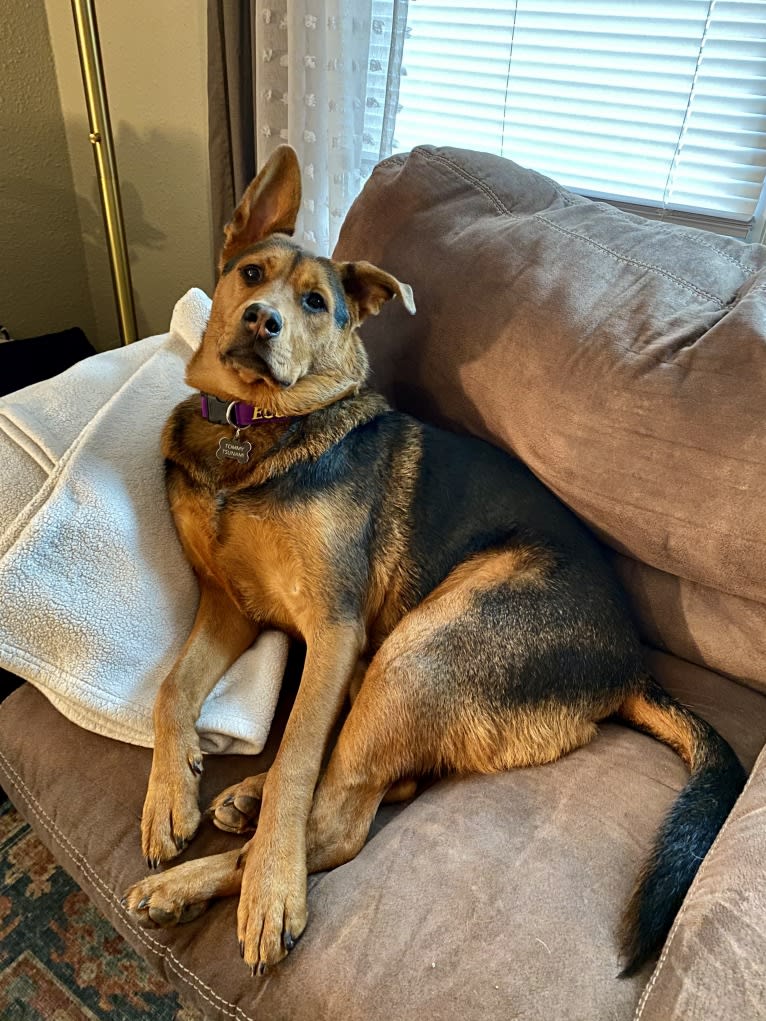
left=216, top=433, right=252, bottom=463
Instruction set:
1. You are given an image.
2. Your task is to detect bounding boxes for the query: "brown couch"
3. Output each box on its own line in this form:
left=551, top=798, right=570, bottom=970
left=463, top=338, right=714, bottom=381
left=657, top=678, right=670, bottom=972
left=2, top=146, right=766, bottom=1020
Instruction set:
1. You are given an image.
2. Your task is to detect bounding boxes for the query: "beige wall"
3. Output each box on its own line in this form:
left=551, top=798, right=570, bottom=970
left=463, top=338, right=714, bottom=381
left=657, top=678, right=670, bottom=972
left=0, top=1, right=98, bottom=346
left=0, top=1, right=215, bottom=352
left=46, top=0, right=215, bottom=349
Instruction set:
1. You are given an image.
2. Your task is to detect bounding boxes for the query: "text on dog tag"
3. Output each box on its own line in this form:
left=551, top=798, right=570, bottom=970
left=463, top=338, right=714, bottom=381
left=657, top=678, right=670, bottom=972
left=216, top=436, right=252, bottom=463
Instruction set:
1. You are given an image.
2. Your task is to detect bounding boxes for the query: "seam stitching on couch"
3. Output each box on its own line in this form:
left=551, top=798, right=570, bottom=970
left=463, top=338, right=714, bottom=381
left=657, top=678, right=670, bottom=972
left=420, top=150, right=729, bottom=307
left=377, top=153, right=408, bottom=167
left=631, top=222, right=756, bottom=275
left=375, top=154, right=405, bottom=171
left=531, top=215, right=727, bottom=307
left=0, top=747, right=256, bottom=1021
left=422, top=150, right=510, bottom=216
left=633, top=759, right=760, bottom=1020
left=541, top=174, right=578, bottom=207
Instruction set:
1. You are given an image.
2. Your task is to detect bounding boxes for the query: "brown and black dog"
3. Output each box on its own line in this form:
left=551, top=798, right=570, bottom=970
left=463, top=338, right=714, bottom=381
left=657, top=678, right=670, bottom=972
left=123, top=145, right=745, bottom=977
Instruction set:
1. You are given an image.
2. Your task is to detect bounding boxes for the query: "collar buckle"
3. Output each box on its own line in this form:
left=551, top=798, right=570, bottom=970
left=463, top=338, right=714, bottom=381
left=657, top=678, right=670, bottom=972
left=200, top=393, right=290, bottom=427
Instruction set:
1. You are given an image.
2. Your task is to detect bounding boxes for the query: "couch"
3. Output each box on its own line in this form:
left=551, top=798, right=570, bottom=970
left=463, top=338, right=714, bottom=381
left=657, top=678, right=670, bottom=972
left=1, top=146, right=765, bottom=1020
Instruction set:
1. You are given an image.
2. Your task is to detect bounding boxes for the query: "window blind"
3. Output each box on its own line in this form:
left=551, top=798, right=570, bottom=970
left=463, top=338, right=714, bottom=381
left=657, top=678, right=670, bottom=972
left=392, top=0, right=766, bottom=237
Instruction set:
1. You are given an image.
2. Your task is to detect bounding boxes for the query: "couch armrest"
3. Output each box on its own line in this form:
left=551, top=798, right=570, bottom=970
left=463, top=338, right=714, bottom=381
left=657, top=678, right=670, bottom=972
left=635, top=743, right=766, bottom=1021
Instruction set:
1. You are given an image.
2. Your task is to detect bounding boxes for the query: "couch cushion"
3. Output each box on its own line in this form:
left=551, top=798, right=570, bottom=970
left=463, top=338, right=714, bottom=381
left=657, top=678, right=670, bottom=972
left=617, top=559, right=766, bottom=694
left=3, top=655, right=766, bottom=1021
left=334, top=146, right=766, bottom=694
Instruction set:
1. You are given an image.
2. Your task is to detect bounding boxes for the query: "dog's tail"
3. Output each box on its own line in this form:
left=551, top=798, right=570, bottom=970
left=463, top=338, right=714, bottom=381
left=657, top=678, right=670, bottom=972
left=616, top=676, right=746, bottom=977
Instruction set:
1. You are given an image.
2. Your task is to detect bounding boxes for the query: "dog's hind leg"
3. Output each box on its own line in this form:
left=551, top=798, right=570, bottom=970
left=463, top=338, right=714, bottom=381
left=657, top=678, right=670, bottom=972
left=303, top=625, right=463, bottom=873
left=208, top=657, right=409, bottom=836
left=305, top=548, right=610, bottom=874
left=210, top=767, right=416, bottom=838
left=303, top=631, right=471, bottom=874
left=209, top=772, right=268, bottom=833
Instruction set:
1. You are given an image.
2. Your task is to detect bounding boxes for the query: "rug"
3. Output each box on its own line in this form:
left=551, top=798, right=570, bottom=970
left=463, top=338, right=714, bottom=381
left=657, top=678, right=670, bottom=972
left=0, top=799, right=203, bottom=1020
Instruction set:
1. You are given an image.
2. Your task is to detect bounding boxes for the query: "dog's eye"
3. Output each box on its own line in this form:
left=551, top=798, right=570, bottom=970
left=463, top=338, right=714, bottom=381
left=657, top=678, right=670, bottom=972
left=304, top=292, right=327, bottom=312
left=240, top=265, right=263, bottom=284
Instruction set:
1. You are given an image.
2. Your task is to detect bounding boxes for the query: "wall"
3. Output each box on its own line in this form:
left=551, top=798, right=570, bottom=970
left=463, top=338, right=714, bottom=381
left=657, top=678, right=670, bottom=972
left=0, top=1, right=98, bottom=346
left=45, top=0, right=215, bottom=349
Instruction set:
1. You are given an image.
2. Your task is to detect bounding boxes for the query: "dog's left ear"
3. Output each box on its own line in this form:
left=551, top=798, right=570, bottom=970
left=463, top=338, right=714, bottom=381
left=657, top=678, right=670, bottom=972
left=219, top=145, right=302, bottom=272
left=339, top=261, right=416, bottom=322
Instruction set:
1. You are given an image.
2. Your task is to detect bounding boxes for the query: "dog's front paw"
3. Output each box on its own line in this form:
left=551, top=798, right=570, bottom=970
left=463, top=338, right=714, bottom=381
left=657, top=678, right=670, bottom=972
left=208, top=772, right=267, bottom=834
left=141, top=744, right=203, bottom=867
left=122, top=871, right=210, bottom=929
left=238, top=836, right=308, bottom=973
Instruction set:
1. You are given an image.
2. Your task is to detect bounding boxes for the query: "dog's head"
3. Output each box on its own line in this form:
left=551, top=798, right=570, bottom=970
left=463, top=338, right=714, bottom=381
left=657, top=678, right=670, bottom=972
left=187, top=145, right=415, bottom=415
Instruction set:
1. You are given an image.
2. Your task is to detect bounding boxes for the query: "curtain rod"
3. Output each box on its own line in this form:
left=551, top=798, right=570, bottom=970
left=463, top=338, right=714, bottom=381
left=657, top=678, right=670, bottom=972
left=71, top=0, right=137, bottom=346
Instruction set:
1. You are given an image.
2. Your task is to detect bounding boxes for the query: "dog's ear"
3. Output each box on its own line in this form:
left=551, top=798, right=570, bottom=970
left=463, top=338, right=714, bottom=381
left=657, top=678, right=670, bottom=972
left=338, top=261, right=416, bottom=322
left=219, top=145, right=302, bottom=272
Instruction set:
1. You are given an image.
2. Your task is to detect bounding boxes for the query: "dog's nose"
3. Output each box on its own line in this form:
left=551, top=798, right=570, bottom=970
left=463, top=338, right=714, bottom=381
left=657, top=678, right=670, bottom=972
left=242, top=303, right=282, bottom=339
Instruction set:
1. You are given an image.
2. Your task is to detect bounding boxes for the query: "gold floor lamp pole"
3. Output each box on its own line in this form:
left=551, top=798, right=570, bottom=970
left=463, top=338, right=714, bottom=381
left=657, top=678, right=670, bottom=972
left=71, top=0, right=138, bottom=346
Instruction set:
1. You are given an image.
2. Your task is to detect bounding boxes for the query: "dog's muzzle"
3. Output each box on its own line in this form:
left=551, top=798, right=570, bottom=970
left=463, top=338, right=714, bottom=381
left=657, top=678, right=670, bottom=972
left=225, top=304, right=293, bottom=387
left=243, top=302, right=283, bottom=342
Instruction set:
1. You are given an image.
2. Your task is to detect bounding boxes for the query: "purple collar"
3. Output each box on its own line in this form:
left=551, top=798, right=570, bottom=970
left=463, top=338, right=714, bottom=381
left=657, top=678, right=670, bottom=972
left=199, top=393, right=293, bottom=427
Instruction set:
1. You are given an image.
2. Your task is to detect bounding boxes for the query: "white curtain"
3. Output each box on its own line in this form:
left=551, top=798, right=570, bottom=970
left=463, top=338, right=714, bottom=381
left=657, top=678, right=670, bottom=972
left=254, top=0, right=408, bottom=253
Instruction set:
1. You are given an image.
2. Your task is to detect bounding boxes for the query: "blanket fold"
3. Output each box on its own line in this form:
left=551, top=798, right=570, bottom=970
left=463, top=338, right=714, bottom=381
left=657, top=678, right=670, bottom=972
left=0, top=289, right=289, bottom=755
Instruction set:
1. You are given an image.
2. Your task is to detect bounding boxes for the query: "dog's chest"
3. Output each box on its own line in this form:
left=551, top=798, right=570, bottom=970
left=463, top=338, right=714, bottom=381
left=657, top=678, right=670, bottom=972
left=220, top=510, right=313, bottom=632
left=170, top=480, right=328, bottom=636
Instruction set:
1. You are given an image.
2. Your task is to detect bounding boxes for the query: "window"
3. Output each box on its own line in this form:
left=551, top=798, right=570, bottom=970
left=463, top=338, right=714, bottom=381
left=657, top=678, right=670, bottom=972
left=391, top=0, right=766, bottom=238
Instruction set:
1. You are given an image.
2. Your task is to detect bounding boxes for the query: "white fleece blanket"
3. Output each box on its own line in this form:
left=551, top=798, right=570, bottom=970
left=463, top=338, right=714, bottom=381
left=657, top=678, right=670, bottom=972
left=0, top=288, right=289, bottom=754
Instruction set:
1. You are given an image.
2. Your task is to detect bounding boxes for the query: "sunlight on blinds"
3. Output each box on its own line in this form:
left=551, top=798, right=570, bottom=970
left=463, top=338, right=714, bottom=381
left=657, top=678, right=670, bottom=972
left=393, top=0, right=766, bottom=233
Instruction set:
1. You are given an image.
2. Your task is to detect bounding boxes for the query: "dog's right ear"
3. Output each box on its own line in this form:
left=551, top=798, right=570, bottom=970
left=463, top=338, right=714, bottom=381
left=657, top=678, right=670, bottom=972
left=219, top=145, right=302, bottom=273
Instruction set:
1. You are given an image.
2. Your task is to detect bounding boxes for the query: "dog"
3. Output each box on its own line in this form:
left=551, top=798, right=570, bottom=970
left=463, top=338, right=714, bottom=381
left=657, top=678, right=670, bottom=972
left=123, top=144, right=745, bottom=977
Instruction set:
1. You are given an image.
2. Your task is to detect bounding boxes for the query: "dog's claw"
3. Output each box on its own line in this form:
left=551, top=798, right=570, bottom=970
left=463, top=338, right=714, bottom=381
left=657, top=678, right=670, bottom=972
left=239, top=940, right=245, bottom=958
left=137, top=896, right=149, bottom=910
left=258, top=962, right=267, bottom=976
left=119, top=895, right=127, bottom=907
left=223, top=794, right=234, bottom=806
left=188, top=755, right=204, bottom=776
left=284, top=932, right=295, bottom=951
